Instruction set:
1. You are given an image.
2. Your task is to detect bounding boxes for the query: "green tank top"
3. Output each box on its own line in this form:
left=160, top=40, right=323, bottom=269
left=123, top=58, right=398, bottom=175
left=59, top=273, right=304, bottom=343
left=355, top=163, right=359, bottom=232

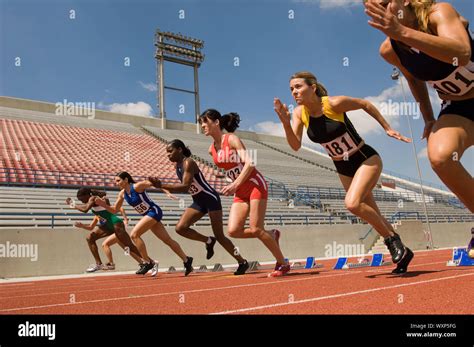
left=91, top=206, right=122, bottom=230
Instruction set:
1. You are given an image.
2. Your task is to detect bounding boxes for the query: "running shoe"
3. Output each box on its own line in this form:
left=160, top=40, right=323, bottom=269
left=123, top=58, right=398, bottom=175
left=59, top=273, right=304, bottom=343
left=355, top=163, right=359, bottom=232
left=135, top=263, right=145, bottom=275
left=136, top=262, right=154, bottom=275
left=86, top=264, right=103, bottom=273
left=391, top=248, right=414, bottom=274
left=268, top=263, right=290, bottom=277
left=206, top=237, right=217, bottom=260
left=234, top=260, right=249, bottom=276
left=151, top=261, right=159, bottom=277
left=467, top=227, right=474, bottom=258
left=384, top=233, right=406, bottom=263
left=184, top=257, right=194, bottom=276
left=103, top=263, right=115, bottom=271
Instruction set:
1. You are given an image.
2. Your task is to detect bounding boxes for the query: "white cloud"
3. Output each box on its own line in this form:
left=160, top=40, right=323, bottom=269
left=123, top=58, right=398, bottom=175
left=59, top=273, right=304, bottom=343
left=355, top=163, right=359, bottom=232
left=249, top=121, right=286, bottom=137
left=418, top=147, right=428, bottom=159
left=139, top=81, right=157, bottom=92
left=98, top=101, right=154, bottom=117
left=291, top=0, right=362, bottom=9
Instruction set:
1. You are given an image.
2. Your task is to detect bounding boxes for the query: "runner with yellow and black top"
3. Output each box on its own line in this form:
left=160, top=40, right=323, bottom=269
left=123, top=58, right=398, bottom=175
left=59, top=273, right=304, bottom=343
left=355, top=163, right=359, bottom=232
left=274, top=71, right=414, bottom=274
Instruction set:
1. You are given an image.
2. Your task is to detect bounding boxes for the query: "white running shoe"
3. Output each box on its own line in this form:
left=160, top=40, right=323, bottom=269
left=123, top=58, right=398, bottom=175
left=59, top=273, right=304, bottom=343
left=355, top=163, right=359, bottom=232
left=86, top=264, right=102, bottom=273
left=103, top=263, right=115, bottom=270
left=151, top=261, right=159, bottom=277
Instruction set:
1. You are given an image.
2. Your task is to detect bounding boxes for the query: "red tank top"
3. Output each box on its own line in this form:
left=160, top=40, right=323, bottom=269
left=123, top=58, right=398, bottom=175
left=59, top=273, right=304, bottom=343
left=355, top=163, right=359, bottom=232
left=210, top=134, right=262, bottom=183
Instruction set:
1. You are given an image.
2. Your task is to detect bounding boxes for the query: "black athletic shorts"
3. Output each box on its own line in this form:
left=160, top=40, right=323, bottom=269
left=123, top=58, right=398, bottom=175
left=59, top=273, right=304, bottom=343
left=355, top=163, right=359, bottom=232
left=189, top=192, right=222, bottom=214
left=438, top=98, right=473, bottom=121
left=333, top=144, right=379, bottom=178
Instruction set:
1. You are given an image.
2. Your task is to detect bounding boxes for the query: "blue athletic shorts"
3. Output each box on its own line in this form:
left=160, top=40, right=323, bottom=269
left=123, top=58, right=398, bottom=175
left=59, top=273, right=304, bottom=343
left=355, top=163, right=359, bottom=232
left=144, top=205, right=163, bottom=222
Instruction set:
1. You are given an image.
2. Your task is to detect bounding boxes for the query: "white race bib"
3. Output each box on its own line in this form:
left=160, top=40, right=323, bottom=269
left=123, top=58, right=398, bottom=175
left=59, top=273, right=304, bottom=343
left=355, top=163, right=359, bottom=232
left=134, top=202, right=149, bottom=214
left=188, top=181, right=204, bottom=195
left=225, top=164, right=243, bottom=182
left=321, top=133, right=359, bottom=159
left=429, top=64, right=474, bottom=96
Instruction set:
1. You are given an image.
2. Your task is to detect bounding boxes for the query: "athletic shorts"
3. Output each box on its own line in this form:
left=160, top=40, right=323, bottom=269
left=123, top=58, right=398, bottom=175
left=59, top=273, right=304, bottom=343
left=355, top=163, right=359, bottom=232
left=438, top=98, right=473, bottom=121
left=333, top=144, right=379, bottom=178
left=98, top=219, right=120, bottom=233
left=233, top=180, right=268, bottom=203
left=143, top=205, right=163, bottom=222
left=189, top=192, right=222, bottom=214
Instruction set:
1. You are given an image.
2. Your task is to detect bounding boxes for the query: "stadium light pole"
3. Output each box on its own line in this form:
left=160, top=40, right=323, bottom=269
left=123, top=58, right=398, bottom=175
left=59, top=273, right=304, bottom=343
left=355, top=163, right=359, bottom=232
left=391, top=67, right=434, bottom=250
left=155, top=30, right=205, bottom=133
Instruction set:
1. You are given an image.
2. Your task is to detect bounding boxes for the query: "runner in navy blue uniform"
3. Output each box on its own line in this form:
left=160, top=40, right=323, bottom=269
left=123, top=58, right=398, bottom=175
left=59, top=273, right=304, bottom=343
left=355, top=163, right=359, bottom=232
left=149, top=140, right=249, bottom=275
left=95, top=172, right=194, bottom=276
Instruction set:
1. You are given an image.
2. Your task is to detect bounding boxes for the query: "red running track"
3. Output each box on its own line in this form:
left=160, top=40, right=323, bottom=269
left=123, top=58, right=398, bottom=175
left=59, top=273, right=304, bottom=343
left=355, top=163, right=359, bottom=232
left=0, top=249, right=472, bottom=315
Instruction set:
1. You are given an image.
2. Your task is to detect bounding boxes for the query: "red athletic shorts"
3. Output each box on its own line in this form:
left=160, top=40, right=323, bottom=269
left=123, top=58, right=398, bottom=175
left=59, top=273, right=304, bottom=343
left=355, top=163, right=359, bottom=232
left=233, top=176, right=268, bottom=203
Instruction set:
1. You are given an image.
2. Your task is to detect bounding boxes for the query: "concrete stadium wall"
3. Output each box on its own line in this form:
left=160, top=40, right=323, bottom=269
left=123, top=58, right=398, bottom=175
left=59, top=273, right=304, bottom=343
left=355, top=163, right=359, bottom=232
left=1, top=222, right=472, bottom=278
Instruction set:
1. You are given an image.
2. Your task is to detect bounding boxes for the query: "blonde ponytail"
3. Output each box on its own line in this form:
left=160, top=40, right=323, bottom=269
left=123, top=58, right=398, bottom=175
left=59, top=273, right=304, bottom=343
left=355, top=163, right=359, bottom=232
left=409, top=0, right=436, bottom=34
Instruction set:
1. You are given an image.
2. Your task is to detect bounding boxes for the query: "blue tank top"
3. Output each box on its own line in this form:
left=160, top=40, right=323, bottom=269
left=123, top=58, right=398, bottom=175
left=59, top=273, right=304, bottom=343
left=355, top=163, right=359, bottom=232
left=176, top=160, right=220, bottom=200
left=390, top=26, right=474, bottom=96
left=123, top=184, right=161, bottom=215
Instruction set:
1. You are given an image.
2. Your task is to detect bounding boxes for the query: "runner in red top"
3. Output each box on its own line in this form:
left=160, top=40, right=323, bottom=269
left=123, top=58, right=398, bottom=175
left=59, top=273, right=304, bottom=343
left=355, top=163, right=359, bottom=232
left=199, top=109, right=290, bottom=277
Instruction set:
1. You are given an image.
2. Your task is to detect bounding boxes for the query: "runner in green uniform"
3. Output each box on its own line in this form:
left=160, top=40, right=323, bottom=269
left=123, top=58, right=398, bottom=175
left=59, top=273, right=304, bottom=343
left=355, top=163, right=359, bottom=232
left=66, top=187, right=146, bottom=274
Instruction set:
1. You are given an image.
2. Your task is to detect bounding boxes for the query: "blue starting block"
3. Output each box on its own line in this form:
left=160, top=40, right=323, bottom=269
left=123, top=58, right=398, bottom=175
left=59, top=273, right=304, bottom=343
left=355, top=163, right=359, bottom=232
left=333, top=257, right=348, bottom=270
left=447, top=248, right=474, bottom=266
left=371, top=253, right=384, bottom=267
left=334, top=253, right=390, bottom=270
left=305, top=257, right=315, bottom=269
left=303, top=256, right=323, bottom=269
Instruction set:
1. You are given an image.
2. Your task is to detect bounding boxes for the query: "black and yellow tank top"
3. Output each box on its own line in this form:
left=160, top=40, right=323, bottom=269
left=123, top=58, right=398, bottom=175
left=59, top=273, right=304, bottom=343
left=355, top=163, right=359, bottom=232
left=301, top=96, right=364, bottom=160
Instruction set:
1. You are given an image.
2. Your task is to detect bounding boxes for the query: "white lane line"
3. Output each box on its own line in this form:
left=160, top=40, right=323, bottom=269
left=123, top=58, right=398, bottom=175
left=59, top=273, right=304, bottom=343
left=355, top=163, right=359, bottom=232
left=210, top=272, right=474, bottom=315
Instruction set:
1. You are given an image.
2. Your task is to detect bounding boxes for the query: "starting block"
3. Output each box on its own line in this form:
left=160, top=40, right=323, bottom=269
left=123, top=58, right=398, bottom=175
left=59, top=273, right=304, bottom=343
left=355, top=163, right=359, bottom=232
left=286, top=257, right=323, bottom=270
left=167, top=266, right=177, bottom=273
left=447, top=248, right=474, bottom=266
left=247, top=261, right=260, bottom=272
left=212, top=263, right=224, bottom=272
left=196, top=265, right=208, bottom=273
left=333, top=257, right=348, bottom=270
left=303, top=257, right=323, bottom=269
left=334, top=253, right=391, bottom=270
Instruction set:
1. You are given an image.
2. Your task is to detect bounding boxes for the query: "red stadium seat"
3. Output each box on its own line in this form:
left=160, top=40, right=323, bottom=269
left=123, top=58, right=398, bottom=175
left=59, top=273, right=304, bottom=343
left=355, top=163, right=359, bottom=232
left=1, top=119, right=226, bottom=188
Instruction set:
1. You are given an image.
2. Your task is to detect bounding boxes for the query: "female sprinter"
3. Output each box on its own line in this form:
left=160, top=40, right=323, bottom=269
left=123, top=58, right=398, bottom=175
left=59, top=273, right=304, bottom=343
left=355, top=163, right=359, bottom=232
left=67, top=188, right=145, bottom=274
left=199, top=109, right=290, bottom=277
left=75, top=215, right=143, bottom=271
left=364, top=0, right=473, bottom=251
left=95, top=172, right=194, bottom=276
left=149, top=139, right=249, bottom=275
left=274, top=71, right=414, bottom=274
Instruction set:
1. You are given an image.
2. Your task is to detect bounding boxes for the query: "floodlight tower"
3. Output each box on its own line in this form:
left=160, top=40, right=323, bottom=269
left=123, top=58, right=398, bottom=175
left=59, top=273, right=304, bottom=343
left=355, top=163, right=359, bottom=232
left=155, top=30, right=205, bottom=133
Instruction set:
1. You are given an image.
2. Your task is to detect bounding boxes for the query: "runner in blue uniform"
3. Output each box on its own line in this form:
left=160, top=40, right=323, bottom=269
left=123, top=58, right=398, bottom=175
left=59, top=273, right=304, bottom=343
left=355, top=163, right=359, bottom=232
left=95, top=172, right=194, bottom=276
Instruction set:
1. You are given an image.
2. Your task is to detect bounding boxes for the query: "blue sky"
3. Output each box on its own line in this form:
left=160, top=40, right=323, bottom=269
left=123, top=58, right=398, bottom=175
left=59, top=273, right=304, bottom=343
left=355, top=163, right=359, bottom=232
left=1, top=0, right=473, bottom=189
